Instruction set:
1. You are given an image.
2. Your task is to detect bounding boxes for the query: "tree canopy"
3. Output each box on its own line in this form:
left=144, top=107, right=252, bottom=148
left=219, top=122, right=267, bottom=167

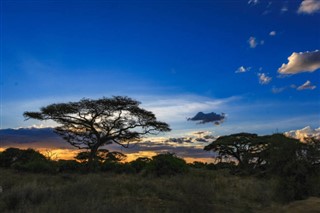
left=24, top=96, right=171, bottom=167
left=204, top=133, right=267, bottom=169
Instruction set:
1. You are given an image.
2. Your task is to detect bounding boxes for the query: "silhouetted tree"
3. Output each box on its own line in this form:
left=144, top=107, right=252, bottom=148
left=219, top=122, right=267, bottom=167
left=204, top=133, right=267, bottom=170
left=75, top=149, right=126, bottom=164
left=24, top=96, right=171, bottom=169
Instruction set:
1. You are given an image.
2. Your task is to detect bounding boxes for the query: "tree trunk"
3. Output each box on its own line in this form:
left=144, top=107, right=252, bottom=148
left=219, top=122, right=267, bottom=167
left=87, top=147, right=99, bottom=171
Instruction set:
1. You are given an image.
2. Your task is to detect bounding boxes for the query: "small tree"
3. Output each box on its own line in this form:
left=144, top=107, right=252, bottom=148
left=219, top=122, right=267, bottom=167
left=24, top=96, right=171, bottom=169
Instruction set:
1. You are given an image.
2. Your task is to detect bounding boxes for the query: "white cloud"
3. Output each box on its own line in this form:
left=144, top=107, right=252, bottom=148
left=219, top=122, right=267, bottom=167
left=284, top=126, right=320, bottom=142
left=248, top=0, right=259, bottom=5
left=298, top=0, right=320, bottom=14
left=248, top=37, right=258, bottom=48
left=235, top=66, right=251, bottom=73
left=278, top=50, right=320, bottom=74
left=281, top=6, right=288, bottom=13
left=258, top=73, right=272, bottom=85
left=297, top=80, right=316, bottom=90
left=271, top=86, right=286, bottom=94
left=140, top=95, right=239, bottom=124
left=248, top=37, right=264, bottom=48
left=269, top=31, right=276, bottom=36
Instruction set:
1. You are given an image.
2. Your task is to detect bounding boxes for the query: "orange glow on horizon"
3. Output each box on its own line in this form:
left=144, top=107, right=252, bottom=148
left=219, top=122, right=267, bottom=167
left=0, top=146, right=215, bottom=163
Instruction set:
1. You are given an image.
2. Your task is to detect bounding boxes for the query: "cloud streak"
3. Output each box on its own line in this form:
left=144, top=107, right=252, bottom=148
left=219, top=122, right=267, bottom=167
left=278, top=50, right=320, bottom=75
left=297, top=80, right=316, bottom=90
left=248, top=0, right=259, bottom=5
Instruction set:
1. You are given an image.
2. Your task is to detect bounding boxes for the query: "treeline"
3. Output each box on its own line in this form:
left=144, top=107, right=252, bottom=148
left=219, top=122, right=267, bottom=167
left=0, top=148, right=188, bottom=176
left=0, top=133, right=319, bottom=203
left=204, top=133, right=320, bottom=202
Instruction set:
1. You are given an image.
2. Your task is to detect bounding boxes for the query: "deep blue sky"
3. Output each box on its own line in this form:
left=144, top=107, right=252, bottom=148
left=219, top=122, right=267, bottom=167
left=1, top=0, right=320, bottom=136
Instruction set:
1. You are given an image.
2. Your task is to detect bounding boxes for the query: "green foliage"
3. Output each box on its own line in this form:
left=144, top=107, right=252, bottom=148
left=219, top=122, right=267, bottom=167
left=146, top=153, right=188, bottom=176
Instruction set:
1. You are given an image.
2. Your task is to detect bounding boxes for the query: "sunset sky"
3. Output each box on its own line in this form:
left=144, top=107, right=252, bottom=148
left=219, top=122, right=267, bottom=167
left=1, top=0, right=320, bottom=161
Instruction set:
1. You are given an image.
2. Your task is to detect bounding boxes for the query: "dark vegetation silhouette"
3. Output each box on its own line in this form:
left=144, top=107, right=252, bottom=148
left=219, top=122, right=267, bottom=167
left=1, top=134, right=319, bottom=204
left=23, top=96, right=171, bottom=170
left=204, top=133, right=320, bottom=202
left=0, top=96, right=319, bottom=211
left=0, top=136, right=319, bottom=213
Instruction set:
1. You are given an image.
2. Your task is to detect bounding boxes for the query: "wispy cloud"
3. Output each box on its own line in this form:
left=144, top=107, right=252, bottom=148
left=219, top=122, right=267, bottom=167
left=269, top=31, right=276, bottom=36
left=235, top=66, right=251, bottom=73
left=141, top=95, right=238, bottom=125
left=248, top=36, right=258, bottom=48
left=298, top=0, right=320, bottom=14
left=258, top=73, right=272, bottom=85
left=278, top=50, right=320, bottom=74
left=281, top=5, right=289, bottom=13
left=248, top=36, right=264, bottom=48
left=271, top=86, right=286, bottom=94
left=297, top=80, right=316, bottom=90
left=248, top=0, right=259, bottom=5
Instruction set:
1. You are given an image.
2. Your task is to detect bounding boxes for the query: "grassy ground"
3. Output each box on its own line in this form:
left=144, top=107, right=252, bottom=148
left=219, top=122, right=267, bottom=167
left=0, top=168, right=319, bottom=213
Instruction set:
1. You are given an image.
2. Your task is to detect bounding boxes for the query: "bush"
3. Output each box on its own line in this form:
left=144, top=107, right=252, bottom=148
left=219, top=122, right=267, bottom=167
left=0, top=148, right=47, bottom=168
left=188, top=161, right=207, bottom=169
left=56, top=160, right=82, bottom=172
left=12, top=160, right=56, bottom=173
left=130, top=157, right=151, bottom=173
left=146, top=153, right=188, bottom=176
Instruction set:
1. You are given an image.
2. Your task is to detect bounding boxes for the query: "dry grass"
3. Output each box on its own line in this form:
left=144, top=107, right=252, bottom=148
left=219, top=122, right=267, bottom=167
left=0, top=168, right=319, bottom=213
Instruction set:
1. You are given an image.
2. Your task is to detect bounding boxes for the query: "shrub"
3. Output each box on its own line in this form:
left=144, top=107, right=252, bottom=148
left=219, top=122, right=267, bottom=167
left=56, top=160, right=82, bottom=172
left=189, top=161, right=207, bottom=169
left=0, top=148, right=47, bottom=168
left=130, top=157, right=151, bottom=173
left=12, top=160, right=55, bottom=173
left=146, top=153, right=188, bottom=176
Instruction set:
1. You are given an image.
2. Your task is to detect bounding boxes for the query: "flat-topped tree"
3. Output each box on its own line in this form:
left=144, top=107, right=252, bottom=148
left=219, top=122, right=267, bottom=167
left=204, top=133, right=267, bottom=170
left=24, top=96, right=171, bottom=168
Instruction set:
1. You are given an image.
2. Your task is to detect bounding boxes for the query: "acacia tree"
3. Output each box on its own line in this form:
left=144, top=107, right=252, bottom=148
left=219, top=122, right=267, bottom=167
left=24, top=96, right=171, bottom=168
left=204, top=133, right=267, bottom=170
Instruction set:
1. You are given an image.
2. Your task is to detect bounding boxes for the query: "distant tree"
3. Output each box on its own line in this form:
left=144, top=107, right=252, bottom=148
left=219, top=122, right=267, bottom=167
left=204, top=133, right=267, bottom=170
left=24, top=96, right=171, bottom=169
left=75, top=149, right=126, bottom=163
